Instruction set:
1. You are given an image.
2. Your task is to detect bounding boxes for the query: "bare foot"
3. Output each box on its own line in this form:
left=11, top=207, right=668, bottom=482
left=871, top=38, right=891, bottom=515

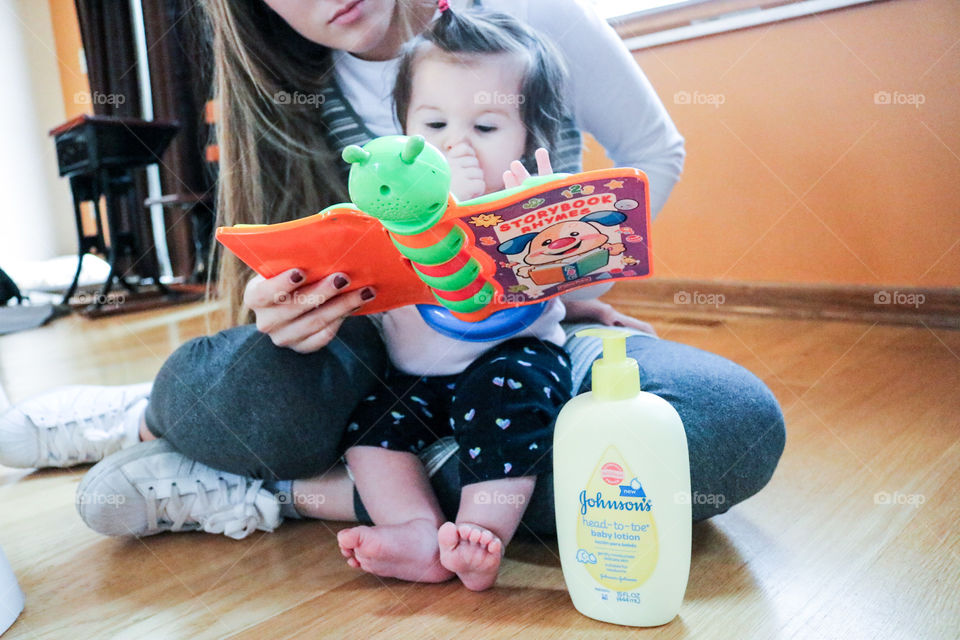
left=437, top=521, right=503, bottom=591
left=337, top=518, right=454, bottom=583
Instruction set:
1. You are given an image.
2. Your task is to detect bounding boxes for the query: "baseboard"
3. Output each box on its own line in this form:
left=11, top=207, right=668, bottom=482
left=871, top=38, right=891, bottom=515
left=602, top=279, right=960, bottom=330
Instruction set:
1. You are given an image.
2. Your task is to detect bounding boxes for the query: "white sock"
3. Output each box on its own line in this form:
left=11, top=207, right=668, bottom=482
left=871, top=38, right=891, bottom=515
left=122, top=398, right=149, bottom=447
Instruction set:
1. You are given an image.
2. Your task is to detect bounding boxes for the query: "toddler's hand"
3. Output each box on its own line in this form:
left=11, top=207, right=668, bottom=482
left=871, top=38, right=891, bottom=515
left=244, top=268, right=376, bottom=353
left=446, top=142, right=486, bottom=201
left=503, top=148, right=553, bottom=189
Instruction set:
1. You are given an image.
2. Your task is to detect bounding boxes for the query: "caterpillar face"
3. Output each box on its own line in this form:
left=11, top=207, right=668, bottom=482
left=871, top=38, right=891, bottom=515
left=343, top=135, right=451, bottom=230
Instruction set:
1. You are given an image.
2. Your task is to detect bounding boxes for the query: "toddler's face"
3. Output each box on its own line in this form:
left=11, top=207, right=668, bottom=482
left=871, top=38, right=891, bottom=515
left=405, top=52, right=528, bottom=195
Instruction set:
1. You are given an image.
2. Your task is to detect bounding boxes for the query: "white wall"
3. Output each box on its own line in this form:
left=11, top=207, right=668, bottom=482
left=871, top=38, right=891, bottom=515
left=0, top=0, right=76, bottom=265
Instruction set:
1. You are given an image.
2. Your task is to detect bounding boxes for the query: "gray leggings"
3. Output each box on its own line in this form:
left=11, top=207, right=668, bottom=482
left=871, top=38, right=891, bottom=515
left=145, top=317, right=785, bottom=533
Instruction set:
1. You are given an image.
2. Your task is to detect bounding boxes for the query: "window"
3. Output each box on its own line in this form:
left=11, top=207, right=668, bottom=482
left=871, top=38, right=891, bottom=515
left=591, top=0, right=886, bottom=50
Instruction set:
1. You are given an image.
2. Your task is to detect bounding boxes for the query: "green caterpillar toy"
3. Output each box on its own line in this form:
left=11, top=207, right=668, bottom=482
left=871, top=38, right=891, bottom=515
left=343, top=135, right=501, bottom=316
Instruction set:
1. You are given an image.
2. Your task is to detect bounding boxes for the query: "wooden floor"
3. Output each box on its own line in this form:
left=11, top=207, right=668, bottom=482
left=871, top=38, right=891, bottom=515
left=1, top=302, right=958, bottom=639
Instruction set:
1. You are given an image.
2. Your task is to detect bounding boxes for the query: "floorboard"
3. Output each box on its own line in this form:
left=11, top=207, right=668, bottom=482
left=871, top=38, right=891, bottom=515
left=1, top=303, right=957, bottom=639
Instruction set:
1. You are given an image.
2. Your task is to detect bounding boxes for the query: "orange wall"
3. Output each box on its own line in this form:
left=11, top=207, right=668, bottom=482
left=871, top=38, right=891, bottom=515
left=49, top=0, right=958, bottom=287
left=49, top=0, right=90, bottom=119
left=585, top=0, right=960, bottom=288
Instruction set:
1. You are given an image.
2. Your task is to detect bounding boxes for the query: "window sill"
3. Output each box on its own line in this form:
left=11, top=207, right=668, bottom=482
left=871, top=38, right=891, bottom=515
left=610, top=0, right=888, bottom=50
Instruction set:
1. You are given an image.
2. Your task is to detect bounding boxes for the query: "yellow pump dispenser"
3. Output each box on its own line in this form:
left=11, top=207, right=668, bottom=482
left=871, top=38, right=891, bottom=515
left=576, top=328, right=640, bottom=401
left=553, top=328, right=692, bottom=626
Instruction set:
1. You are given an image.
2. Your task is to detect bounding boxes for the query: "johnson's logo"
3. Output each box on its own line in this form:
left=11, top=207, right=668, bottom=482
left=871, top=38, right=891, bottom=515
left=579, top=484, right=652, bottom=515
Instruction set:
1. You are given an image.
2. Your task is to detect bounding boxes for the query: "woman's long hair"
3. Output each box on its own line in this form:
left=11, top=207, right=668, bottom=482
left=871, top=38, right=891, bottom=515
left=201, top=0, right=439, bottom=326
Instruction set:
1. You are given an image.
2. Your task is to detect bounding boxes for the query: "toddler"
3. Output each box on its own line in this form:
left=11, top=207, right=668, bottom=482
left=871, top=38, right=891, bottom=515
left=336, top=3, right=573, bottom=591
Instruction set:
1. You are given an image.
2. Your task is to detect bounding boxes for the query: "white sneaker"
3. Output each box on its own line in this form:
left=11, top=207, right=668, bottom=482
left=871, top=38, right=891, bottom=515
left=0, top=383, right=151, bottom=468
left=77, top=439, right=282, bottom=540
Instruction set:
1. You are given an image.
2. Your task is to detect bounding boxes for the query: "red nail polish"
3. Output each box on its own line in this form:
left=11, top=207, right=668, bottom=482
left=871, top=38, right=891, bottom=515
left=290, top=270, right=304, bottom=284
left=334, top=274, right=348, bottom=289
left=361, top=287, right=375, bottom=301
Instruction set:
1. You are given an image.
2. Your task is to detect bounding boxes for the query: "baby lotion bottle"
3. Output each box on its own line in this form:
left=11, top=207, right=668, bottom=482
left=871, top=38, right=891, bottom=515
left=554, top=328, right=691, bottom=626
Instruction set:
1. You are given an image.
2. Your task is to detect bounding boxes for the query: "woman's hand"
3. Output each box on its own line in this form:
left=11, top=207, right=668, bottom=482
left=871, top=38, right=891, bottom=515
left=244, top=268, right=376, bottom=353
left=503, top=148, right=553, bottom=188
left=563, top=299, right=657, bottom=337
left=446, top=142, right=486, bottom=201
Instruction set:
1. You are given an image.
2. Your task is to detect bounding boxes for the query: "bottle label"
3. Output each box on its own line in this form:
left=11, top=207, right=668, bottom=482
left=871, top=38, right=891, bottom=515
left=574, top=445, right=658, bottom=591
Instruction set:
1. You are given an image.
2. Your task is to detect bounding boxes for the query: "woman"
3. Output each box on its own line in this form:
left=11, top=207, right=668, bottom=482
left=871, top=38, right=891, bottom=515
left=0, top=0, right=784, bottom=542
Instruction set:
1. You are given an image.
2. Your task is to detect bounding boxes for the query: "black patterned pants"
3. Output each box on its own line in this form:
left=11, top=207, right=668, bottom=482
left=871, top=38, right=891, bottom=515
left=340, top=338, right=574, bottom=485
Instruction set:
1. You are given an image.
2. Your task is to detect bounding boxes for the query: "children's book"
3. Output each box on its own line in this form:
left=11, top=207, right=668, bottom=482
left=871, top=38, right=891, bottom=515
left=217, top=167, right=652, bottom=320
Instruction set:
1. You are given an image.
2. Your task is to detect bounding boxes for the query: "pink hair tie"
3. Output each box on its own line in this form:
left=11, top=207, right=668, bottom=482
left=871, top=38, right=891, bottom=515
left=438, top=0, right=450, bottom=13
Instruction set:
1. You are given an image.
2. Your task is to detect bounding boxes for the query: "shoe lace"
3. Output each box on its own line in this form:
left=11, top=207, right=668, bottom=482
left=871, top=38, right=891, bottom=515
left=38, top=403, right=127, bottom=465
left=144, top=477, right=268, bottom=540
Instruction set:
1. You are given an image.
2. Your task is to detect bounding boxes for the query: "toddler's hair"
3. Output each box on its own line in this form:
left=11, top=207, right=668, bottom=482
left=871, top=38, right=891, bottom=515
left=394, top=6, right=569, bottom=166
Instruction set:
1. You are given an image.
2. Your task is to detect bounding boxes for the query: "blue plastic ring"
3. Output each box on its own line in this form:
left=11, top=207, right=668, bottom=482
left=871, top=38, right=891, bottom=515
left=416, top=302, right=548, bottom=342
